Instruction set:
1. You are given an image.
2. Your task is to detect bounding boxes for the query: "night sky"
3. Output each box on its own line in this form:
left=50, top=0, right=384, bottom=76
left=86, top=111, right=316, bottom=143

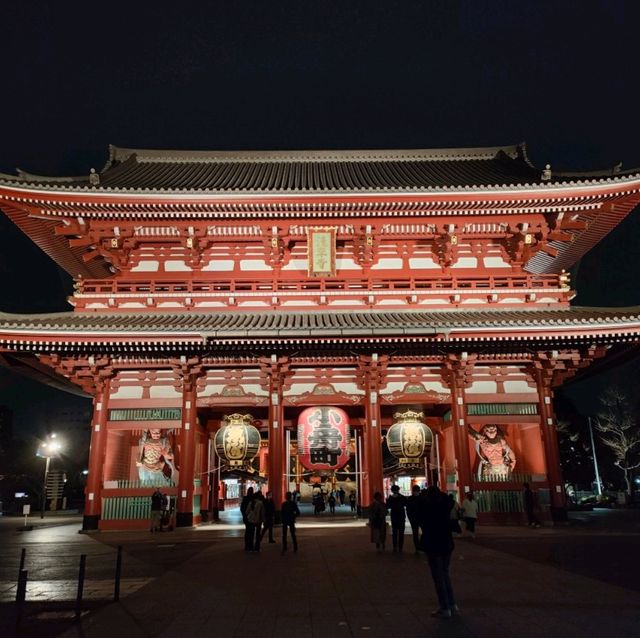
left=1, top=2, right=639, bottom=431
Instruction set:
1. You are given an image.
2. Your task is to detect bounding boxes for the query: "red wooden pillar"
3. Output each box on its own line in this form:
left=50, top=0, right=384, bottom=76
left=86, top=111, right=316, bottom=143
left=359, top=354, right=385, bottom=510
left=176, top=381, right=197, bottom=527
left=534, top=367, right=567, bottom=521
left=199, top=432, right=210, bottom=521
left=444, top=355, right=473, bottom=499
left=262, top=355, right=289, bottom=520
left=363, top=393, right=384, bottom=505
left=268, top=386, right=286, bottom=517
left=83, top=379, right=111, bottom=530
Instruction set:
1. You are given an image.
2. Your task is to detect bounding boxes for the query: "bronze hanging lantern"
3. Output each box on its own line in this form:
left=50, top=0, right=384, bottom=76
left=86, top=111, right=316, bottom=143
left=214, top=413, right=261, bottom=469
left=386, top=409, right=433, bottom=469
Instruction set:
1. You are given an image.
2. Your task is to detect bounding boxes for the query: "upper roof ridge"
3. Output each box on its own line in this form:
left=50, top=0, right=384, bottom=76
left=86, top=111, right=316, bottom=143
left=109, top=143, right=523, bottom=164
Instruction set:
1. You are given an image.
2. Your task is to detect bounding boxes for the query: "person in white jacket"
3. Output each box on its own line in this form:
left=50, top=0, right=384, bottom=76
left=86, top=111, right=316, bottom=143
left=460, top=492, right=479, bottom=538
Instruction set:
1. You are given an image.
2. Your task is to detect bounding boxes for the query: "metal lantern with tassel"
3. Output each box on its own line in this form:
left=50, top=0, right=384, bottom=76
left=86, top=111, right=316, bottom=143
left=386, top=409, right=433, bottom=469
left=215, top=413, right=261, bottom=469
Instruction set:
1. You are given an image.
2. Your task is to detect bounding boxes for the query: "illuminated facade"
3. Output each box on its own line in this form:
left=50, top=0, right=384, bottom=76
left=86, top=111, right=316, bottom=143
left=1, top=143, right=640, bottom=529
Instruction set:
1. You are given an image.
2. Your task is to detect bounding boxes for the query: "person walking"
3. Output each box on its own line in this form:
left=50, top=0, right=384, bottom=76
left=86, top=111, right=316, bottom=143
left=448, top=494, right=462, bottom=536
left=523, top=483, right=541, bottom=527
left=386, top=484, right=407, bottom=552
left=421, top=485, right=458, bottom=619
left=245, top=490, right=265, bottom=552
left=369, top=491, right=387, bottom=551
left=349, top=491, right=357, bottom=513
left=260, top=490, right=277, bottom=543
left=240, top=487, right=256, bottom=551
left=460, top=491, right=478, bottom=539
left=150, top=488, right=164, bottom=533
left=405, top=484, right=424, bottom=553
left=328, top=492, right=337, bottom=514
left=281, top=491, right=300, bottom=553
left=339, top=487, right=346, bottom=506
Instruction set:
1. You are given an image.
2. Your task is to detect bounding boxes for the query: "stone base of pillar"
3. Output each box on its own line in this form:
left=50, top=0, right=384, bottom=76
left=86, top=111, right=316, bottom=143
left=200, top=509, right=210, bottom=523
left=176, top=512, right=193, bottom=528
left=82, top=514, right=100, bottom=531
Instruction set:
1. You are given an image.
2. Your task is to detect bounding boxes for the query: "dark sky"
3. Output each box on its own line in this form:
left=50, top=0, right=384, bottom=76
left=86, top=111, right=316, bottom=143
left=1, top=1, right=639, bottom=427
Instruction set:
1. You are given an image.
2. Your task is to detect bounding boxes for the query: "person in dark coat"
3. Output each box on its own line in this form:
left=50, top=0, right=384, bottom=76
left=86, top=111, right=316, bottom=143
left=260, top=491, right=277, bottom=543
left=339, top=487, right=346, bottom=506
left=150, top=489, right=164, bottom=533
left=386, top=485, right=407, bottom=552
left=523, top=483, right=541, bottom=527
left=281, top=491, right=300, bottom=553
left=369, top=491, right=387, bottom=551
left=421, top=485, right=458, bottom=619
left=328, top=493, right=337, bottom=514
left=405, top=484, right=424, bottom=553
left=240, top=487, right=255, bottom=551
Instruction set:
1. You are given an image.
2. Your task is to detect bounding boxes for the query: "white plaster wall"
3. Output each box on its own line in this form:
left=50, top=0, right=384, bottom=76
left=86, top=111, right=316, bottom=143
left=164, top=260, right=191, bottom=272
left=409, top=257, right=440, bottom=269
left=335, top=257, right=361, bottom=270
left=130, top=260, right=160, bottom=272
left=202, top=260, right=235, bottom=271
left=240, top=259, right=272, bottom=271
left=372, top=258, right=403, bottom=269
left=503, top=380, right=536, bottom=393
left=282, top=259, right=308, bottom=271
left=150, top=385, right=182, bottom=399
left=377, top=298, right=408, bottom=305
left=110, top=385, right=144, bottom=400
left=329, top=299, right=366, bottom=306
left=466, top=380, right=498, bottom=394
left=451, top=257, right=478, bottom=268
left=483, top=256, right=511, bottom=268
left=281, top=300, right=317, bottom=306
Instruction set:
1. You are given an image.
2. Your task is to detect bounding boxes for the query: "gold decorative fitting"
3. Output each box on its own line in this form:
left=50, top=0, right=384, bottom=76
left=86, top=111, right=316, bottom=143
left=222, top=413, right=254, bottom=427
left=366, top=235, right=373, bottom=246
left=271, top=236, right=279, bottom=247
left=186, top=237, right=194, bottom=248
left=524, top=233, right=533, bottom=245
left=392, top=408, right=425, bottom=423
left=110, top=238, right=119, bottom=248
left=450, top=235, right=458, bottom=245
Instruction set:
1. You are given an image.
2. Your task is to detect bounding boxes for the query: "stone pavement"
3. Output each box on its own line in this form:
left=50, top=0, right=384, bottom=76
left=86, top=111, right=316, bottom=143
left=1, top=511, right=639, bottom=637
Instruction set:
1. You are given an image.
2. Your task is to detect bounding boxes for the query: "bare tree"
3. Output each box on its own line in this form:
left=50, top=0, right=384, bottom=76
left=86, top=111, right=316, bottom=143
left=594, top=387, right=640, bottom=497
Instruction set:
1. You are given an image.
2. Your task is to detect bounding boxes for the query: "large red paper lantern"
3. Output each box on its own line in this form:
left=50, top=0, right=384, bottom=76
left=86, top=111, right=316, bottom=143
left=297, top=406, right=350, bottom=472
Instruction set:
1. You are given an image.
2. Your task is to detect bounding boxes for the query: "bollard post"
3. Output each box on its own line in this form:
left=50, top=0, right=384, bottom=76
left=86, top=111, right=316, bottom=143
left=16, top=569, right=28, bottom=625
left=114, top=545, right=122, bottom=602
left=75, top=554, right=86, bottom=620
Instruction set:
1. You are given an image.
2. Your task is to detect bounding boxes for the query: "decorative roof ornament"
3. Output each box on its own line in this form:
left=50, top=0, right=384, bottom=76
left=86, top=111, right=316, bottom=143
left=541, top=164, right=552, bottom=181
left=89, top=168, right=100, bottom=186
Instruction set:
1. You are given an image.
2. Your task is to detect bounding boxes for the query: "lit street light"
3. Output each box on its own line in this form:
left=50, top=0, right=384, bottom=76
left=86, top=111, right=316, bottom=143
left=36, top=434, right=63, bottom=519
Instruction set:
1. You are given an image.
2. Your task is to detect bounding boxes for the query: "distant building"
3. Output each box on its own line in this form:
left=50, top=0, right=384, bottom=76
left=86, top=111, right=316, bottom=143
left=1, top=143, right=640, bottom=531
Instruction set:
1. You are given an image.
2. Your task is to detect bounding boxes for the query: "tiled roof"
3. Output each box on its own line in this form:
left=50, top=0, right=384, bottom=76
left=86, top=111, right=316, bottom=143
left=1, top=144, right=638, bottom=194
left=1, top=307, right=639, bottom=341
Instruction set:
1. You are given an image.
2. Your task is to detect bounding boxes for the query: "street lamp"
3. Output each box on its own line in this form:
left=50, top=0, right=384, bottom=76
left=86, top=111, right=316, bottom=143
left=36, top=434, right=63, bottom=519
left=587, top=417, right=603, bottom=496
